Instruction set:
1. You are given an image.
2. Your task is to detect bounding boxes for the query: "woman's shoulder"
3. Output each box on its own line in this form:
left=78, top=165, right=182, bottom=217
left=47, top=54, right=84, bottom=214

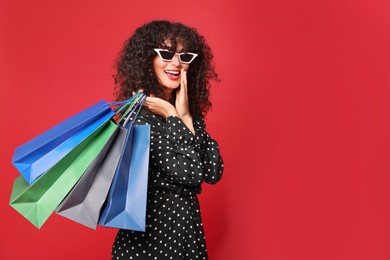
left=135, top=111, right=165, bottom=126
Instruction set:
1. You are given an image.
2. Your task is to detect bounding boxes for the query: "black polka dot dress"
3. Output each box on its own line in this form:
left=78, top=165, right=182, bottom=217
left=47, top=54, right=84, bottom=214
left=111, top=114, right=224, bottom=260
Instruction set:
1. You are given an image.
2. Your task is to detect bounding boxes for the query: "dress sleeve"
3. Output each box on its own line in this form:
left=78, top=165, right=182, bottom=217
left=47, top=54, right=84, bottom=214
left=136, top=115, right=223, bottom=186
left=136, top=115, right=204, bottom=186
left=193, top=116, right=224, bottom=184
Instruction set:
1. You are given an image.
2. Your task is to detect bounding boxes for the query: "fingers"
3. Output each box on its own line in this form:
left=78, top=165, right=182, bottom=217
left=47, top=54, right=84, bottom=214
left=144, top=96, right=178, bottom=118
left=144, top=96, right=159, bottom=107
left=180, top=68, right=187, bottom=89
left=132, top=88, right=145, bottom=96
left=145, top=96, right=153, bottom=104
left=144, top=96, right=153, bottom=106
left=176, top=69, right=187, bottom=97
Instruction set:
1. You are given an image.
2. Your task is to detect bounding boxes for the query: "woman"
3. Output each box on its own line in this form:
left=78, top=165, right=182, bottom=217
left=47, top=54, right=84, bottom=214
left=111, top=20, right=224, bottom=260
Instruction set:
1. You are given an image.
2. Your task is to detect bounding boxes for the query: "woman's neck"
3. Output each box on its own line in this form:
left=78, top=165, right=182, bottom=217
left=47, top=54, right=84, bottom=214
left=164, top=89, right=173, bottom=101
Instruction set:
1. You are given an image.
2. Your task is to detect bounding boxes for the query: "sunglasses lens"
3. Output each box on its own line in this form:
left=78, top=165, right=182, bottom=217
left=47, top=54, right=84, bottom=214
left=159, top=50, right=175, bottom=60
left=179, top=53, right=195, bottom=63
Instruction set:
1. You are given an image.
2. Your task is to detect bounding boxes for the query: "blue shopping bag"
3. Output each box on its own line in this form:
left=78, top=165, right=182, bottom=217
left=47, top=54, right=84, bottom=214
left=98, top=97, right=150, bottom=231
left=12, top=100, right=114, bottom=184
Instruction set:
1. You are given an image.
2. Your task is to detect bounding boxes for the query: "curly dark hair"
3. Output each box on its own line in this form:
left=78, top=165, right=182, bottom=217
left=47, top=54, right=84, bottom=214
left=113, top=20, right=219, bottom=116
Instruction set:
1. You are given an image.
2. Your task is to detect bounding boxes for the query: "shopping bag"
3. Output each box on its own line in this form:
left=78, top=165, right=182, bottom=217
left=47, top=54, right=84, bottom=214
left=98, top=121, right=150, bottom=231
left=12, top=100, right=114, bottom=184
left=55, top=126, right=127, bottom=229
left=55, top=94, right=147, bottom=229
left=9, top=120, right=117, bottom=229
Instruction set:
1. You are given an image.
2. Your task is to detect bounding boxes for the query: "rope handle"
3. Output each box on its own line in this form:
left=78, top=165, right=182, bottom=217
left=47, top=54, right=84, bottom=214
left=122, top=94, right=146, bottom=126
left=103, top=93, right=146, bottom=124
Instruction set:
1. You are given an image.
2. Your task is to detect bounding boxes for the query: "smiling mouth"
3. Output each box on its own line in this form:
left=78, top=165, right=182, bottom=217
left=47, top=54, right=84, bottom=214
left=165, top=70, right=180, bottom=76
left=164, top=70, right=180, bottom=80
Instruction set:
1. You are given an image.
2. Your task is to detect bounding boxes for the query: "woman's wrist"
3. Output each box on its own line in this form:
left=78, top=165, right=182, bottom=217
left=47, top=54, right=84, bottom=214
left=164, top=107, right=179, bottom=118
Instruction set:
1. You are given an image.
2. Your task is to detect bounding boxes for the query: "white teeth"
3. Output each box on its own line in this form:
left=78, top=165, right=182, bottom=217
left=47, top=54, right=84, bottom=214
left=165, top=70, right=180, bottom=75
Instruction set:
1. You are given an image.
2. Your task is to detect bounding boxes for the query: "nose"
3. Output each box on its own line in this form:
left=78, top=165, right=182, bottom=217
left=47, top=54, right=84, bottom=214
left=171, top=53, right=180, bottom=66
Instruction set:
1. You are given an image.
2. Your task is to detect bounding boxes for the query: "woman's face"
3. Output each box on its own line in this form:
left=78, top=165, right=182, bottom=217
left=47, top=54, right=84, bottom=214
left=153, top=40, right=190, bottom=94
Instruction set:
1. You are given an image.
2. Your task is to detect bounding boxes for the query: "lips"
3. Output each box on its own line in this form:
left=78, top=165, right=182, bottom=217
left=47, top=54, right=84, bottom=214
left=164, top=70, right=180, bottom=81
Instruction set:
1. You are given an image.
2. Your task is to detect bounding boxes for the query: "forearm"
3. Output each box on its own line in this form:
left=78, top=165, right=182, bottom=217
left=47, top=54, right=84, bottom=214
left=193, top=116, right=224, bottom=184
left=152, top=116, right=203, bottom=185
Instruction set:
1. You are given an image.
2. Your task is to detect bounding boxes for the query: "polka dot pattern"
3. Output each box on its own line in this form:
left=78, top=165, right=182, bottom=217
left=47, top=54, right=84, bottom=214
left=111, top=114, right=224, bottom=260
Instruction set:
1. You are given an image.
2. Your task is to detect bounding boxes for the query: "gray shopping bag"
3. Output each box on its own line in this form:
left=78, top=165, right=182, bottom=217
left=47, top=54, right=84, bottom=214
left=56, top=126, right=127, bottom=229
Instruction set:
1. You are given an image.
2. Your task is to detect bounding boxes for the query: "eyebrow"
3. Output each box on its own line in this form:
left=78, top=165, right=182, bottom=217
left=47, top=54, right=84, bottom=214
left=160, top=49, right=187, bottom=53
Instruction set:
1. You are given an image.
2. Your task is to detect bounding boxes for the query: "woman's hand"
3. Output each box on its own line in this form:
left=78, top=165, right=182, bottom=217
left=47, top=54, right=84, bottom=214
left=144, top=95, right=178, bottom=119
left=175, top=69, right=191, bottom=120
left=175, top=69, right=195, bottom=134
left=135, top=73, right=195, bottom=134
left=133, top=89, right=177, bottom=118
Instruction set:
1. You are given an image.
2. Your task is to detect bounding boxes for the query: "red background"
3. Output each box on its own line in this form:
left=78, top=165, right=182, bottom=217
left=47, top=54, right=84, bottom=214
left=1, top=0, right=390, bottom=259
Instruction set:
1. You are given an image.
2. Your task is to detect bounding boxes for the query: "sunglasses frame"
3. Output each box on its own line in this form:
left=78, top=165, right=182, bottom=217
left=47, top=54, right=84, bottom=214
left=154, top=48, right=198, bottom=64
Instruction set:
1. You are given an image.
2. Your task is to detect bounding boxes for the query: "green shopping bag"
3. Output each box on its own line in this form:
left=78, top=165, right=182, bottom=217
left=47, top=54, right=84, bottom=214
left=9, top=120, right=117, bottom=229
